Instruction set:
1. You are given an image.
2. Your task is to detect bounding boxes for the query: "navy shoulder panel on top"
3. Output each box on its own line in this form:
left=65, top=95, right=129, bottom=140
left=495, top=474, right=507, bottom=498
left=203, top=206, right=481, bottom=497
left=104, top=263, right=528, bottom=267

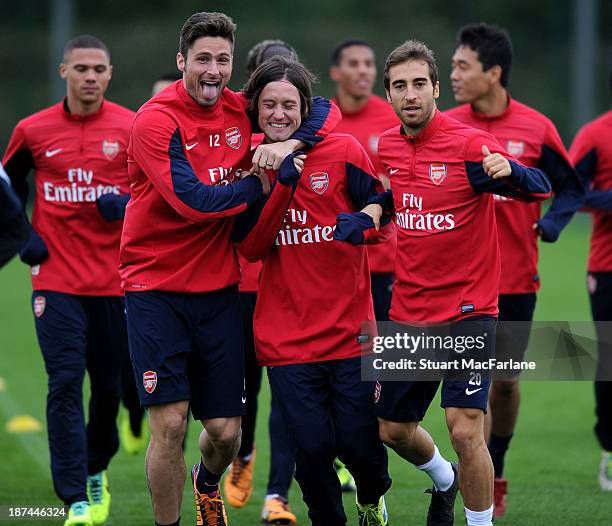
left=168, top=128, right=261, bottom=214
left=346, top=161, right=379, bottom=210
left=573, top=147, right=597, bottom=185
left=537, top=144, right=584, bottom=242
left=539, top=144, right=576, bottom=189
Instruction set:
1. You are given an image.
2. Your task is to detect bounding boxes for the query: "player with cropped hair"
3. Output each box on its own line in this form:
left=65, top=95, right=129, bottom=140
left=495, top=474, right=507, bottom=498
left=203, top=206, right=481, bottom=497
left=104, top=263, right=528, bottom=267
left=446, top=22, right=584, bottom=517
left=342, top=40, right=551, bottom=526
left=330, top=39, right=398, bottom=324
left=119, top=12, right=340, bottom=526
left=3, top=35, right=134, bottom=526
left=236, top=56, right=393, bottom=526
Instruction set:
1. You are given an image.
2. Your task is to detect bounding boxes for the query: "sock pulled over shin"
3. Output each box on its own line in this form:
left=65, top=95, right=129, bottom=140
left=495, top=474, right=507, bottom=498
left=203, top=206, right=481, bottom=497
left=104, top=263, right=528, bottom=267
left=196, top=460, right=222, bottom=494
left=416, top=445, right=455, bottom=491
left=465, top=505, right=493, bottom=526
left=488, top=433, right=513, bottom=478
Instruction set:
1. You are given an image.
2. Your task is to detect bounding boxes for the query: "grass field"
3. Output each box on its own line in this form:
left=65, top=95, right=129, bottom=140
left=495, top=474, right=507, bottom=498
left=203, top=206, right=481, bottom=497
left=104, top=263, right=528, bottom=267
left=1, top=215, right=611, bottom=525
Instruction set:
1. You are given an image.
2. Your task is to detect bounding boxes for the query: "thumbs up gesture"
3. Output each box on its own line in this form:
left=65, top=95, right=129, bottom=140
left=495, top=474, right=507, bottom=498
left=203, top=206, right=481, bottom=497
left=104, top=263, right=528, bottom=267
left=482, top=145, right=511, bottom=179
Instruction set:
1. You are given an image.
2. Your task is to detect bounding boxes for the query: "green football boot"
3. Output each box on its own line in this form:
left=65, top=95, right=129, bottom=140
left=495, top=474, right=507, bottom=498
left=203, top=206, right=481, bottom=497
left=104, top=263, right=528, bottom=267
left=87, top=471, right=111, bottom=524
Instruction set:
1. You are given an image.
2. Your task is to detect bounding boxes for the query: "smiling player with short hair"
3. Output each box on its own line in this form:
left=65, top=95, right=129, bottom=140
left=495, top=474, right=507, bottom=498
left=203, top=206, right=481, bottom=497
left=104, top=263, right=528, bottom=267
left=119, top=12, right=340, bottom=526
left=330, top=40, right=399, bottom=323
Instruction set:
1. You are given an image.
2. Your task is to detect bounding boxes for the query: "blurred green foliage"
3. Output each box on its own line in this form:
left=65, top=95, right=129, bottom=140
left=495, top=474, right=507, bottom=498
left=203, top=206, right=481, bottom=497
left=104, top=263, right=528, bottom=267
left=1, top=0, right=611, bottom=150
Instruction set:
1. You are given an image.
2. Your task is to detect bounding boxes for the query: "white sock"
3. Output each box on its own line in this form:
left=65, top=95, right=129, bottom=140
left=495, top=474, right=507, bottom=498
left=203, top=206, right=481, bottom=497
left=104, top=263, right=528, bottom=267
left=465, top=505, right=493, bottom=526
left=265, top=494, right=280, bottom=501
left=416, top=445, right=455, bottom=491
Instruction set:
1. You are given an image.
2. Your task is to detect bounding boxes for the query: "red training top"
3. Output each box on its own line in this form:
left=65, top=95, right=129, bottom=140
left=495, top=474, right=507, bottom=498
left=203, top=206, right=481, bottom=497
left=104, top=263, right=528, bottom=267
left=378, top=110, right=552, bottom=323
left=120, top=81, right=339, bottom=293
left=569, top=110, right=612, bottom=273
left=238, top=132, right=266, bottom=293
left=239, top=133, right=390, bottom=365
left=334, top=94, right=399, bottom=274
left=3, top=99, right=134, bottom=295
left=446, top=98, right=582, bottom=294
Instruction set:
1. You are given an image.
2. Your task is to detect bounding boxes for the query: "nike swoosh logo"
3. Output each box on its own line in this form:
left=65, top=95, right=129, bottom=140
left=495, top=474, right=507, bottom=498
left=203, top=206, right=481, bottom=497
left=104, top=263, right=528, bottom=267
left=186, top=142, right=198, bottom=150
left=465, top=387, right=483, bottom=396
left=389, top=168, right=399, bottom=174
left=45, top=148, right=62, bottom=158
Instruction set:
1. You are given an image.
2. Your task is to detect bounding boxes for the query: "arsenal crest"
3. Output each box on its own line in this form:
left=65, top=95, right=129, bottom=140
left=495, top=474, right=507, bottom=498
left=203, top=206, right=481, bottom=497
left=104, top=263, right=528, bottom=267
left=143, top=371, right=157, bottom=394
left=506, top=140, right=525, bottom=158
left=225, top=127, right=242, bottom=149
left=102, top=140, right=120, bottom=160
left=374, top=381, right=381, bottom=403
left=309, top=172, right=329, bottom=195
left=429, top=163, right=447, bottom=185
left=33, top=296, right=46, bottom=318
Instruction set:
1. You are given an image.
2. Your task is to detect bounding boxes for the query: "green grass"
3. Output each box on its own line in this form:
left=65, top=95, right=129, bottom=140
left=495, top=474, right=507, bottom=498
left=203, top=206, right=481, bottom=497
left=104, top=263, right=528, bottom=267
left=1, top=215, right=610, bottom=525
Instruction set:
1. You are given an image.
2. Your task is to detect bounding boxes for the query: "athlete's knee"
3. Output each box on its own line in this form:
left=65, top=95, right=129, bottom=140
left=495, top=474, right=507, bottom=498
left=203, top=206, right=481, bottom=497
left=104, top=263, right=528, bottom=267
left=378, top=419, right=418, bottom=449
left=491, top=378, right=519, bottom=398
left=204, top=416, right=241, bottom=448
left=149, top=403, right=188, bottom=445
left=447, top=408, right=485, bottom=454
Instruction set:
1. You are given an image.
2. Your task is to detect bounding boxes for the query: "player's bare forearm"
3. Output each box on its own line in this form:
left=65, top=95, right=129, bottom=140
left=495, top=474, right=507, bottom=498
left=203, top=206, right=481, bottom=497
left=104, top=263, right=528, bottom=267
left=360, top=203, right=383, bottom=230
